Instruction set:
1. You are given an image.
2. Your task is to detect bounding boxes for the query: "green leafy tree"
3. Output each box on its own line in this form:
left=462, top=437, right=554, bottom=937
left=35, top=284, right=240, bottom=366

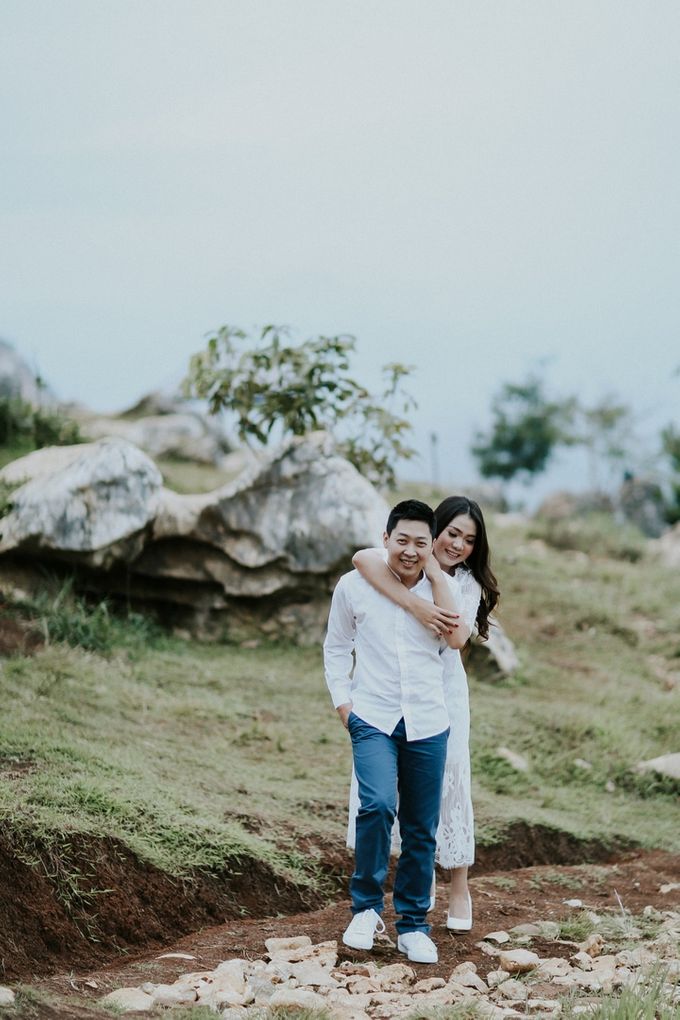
left=471, top=376, right=575, bottom=482
left=183, top=325, right=416, bottom=488
left=571, top=396, right=635, bottom=491
left=661, top=423, right=680, bottom=524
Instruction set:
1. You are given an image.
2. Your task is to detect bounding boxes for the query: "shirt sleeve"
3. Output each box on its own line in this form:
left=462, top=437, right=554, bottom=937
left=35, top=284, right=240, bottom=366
left=323, top=577, right=356, bottom=708
left=452, top=569, right=482, bottom=631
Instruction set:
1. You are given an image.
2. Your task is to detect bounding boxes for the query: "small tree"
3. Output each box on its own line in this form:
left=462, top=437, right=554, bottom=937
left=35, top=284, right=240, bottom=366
left=661, top=424, right=680, bottom=524
left=571, top=396, right=635, bottom=492
left=183, top=325, right=416, bottom=488
left=471, top=376, right=575, bottom=482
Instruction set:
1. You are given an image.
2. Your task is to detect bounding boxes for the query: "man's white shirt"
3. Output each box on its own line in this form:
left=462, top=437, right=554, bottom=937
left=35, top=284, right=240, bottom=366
left=323, top=567, right=455, bottom=741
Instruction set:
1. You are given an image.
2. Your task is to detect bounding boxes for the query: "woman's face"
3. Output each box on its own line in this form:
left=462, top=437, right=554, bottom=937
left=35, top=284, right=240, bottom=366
left=433, top=512, right=477, bottom=571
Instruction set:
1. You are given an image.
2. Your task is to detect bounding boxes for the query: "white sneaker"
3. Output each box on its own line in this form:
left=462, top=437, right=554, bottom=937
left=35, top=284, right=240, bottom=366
left=397, top=930, right=438, bottom=964
left=343, top=908, right=386, bottom=950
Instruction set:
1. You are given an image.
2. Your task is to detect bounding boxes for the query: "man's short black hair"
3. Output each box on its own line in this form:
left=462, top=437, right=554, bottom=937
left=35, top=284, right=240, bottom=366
left=386, top=499, right=436, bottom=538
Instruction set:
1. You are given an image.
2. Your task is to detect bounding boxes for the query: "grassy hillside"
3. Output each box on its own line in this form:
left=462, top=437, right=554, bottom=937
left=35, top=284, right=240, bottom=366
left=0, top=512, right=678, bottom=944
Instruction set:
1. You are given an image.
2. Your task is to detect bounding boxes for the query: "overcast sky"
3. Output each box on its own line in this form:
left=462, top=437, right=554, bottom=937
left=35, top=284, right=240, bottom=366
left=1, top=0, right=678, bottom=493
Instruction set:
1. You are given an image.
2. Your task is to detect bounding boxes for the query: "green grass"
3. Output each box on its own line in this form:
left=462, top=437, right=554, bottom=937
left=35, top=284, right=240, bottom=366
left=0, top=511, right=679, bottom=937
left=561, top=970, right=678, bottom=1019
left=155, top=456, right=240, bottom=494
left=467, top=516, right=680, bottom=852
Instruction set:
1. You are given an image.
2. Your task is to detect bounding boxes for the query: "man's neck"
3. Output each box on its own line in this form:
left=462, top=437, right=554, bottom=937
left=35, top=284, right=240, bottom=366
left=387, top=565, right=424, bottom=590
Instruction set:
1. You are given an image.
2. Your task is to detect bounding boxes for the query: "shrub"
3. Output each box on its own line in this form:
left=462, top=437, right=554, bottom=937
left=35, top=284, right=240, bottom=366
left=10, top=579, right=161, bottom=655
left=0, top=396, right=81, bottom=449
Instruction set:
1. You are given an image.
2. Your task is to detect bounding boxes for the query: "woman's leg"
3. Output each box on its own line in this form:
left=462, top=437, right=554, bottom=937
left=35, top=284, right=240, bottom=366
left=448, top=865, right=471, bottom=919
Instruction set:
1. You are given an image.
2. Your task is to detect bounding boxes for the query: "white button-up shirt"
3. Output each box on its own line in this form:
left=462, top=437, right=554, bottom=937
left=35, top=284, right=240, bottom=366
left=323, top=567, right=453, bottom=741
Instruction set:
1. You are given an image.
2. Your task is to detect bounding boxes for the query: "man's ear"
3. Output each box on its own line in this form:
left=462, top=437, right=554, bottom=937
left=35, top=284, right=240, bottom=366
left=382, top=531, right=389, bottom=548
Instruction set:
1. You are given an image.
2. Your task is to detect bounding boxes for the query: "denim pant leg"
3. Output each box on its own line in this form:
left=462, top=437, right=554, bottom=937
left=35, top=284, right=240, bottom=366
left=392, top=721, right=449, bottom=934
left=348, top=713, right=398, bottom=915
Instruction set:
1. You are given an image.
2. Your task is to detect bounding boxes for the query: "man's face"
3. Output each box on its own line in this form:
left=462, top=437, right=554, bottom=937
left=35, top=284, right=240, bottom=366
left=383, top=518, right=433, bottom=587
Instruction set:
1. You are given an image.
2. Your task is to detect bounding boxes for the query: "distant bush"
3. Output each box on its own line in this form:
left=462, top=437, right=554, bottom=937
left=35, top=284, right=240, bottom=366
left=0, top=396, right=81, bottom=449
left=528, top=512, right=646, bottom=562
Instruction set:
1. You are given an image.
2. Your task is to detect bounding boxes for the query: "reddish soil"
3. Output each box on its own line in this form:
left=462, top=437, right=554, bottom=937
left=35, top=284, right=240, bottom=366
left=1, top=823, right=678, bottom=1018
left=30, top=849, right=680, bottom=1018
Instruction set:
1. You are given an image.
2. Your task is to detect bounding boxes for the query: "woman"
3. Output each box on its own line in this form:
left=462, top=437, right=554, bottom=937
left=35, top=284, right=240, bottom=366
left=347, top=496, right=499, bottom=930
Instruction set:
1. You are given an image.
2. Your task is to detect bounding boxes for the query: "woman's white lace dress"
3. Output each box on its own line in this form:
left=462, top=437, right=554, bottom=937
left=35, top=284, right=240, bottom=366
left=346, top=565, right=481, bottom=869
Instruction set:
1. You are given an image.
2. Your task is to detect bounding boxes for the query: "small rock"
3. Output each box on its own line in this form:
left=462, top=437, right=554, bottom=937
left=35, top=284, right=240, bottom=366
left=605, top=780, right=616, bottom=793
left=495, top=746, right=529, bottom=771
left=660, top=882, right=680, bottom=895
left=615, top=947, right=657, bottom=968
left=537, top=957, right=572, bottom=979
left=265, top=935, right=312, bottom=957
left=451, top=962, right=477, bottom=976
left=289, top=961, right=338, bottom=987
left=456, top=970, right=488, bottom=992
left=335, top=961, right=378, bottom=976
left=571, top=951, right=594, bottom=970
left=573, top=758, right=592, bottom=770
left=269, top=986, right=328, bottom=1009
left=413, top=977, right=446, bottom=992
left=156, top=951, right=196, bottom=960
left=374, top=962, right=416, bottom=988
left=499, top=949, right=541, bottom=974
left=150, top=984, right=198, bottom=1007
left=100, top=987, right=154, bottom=1012
left=495, top=977, right=528, bottom=1001
left=476, top=941, right=502, bottom=957
left=536, top=920, right=561, bottom=938
left=343, top=976, right=381, bottom=995
left=525, top=999, right=562, bottom=1013
left=246, top=974, right=277, bottom=1003
left=485, top=969, right=508, bottom=988
left=563, top=898, right=583, bottom=908
left=0, top=987, right=15, bottom=1007
left=579, top=933, right=605, bottom=958
left=509, top=923, right=541, bottom=937
left=484, top=930, right=511, bottom=943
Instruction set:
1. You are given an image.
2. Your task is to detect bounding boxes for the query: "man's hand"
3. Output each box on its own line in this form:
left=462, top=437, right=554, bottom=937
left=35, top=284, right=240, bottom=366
left=336, top=703, right=353, bottom=729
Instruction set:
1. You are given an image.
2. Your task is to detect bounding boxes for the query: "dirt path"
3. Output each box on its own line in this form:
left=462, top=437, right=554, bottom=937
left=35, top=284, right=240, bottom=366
left=27, top=849, right=679, bottom=1017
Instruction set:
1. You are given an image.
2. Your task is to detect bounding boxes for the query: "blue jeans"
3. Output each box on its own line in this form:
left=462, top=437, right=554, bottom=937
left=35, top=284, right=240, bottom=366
left=347, top=714, right=448, bottom=935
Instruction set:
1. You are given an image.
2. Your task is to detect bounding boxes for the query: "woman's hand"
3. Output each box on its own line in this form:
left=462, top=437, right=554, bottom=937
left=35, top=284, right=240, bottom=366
left=423, top=552, right=444, bottom=581
left=409, top=597, right=459, bottom=637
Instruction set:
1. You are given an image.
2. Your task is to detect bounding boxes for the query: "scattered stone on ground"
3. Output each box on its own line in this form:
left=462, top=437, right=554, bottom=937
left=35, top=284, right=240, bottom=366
left=16, top=854, right=680, bottom=1019
left=81, top=904, right=680, bottom=1017
left=495, top=747, right=530, bottom=772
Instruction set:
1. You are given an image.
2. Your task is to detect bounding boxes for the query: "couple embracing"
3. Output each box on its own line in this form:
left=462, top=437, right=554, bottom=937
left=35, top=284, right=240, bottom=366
left=323, top=497, right=498, bottom=964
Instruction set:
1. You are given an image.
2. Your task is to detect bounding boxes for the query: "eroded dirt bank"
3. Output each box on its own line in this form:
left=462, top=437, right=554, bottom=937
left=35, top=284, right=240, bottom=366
left=23, top=848, right=680, bottom=1020
left=0, top=821, right=646, bottom=984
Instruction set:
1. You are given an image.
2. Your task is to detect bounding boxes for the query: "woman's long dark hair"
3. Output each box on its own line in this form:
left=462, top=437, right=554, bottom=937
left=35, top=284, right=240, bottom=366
left=433, top=495, right=500, bottom=640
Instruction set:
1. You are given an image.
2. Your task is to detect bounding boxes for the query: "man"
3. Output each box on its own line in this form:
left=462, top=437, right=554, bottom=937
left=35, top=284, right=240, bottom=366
left=323, top=499, right=456, bottom=964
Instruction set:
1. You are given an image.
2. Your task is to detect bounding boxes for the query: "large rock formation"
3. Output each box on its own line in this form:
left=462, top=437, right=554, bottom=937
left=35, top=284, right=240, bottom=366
left=0, top=433, right=388, bottom=643
left=71, top=400, right=232, bottom=466
left=0, top=440, right=163, bottom=569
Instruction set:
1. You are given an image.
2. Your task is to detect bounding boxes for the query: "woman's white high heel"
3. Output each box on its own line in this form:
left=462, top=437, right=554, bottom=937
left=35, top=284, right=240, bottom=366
left=446, top=892, right=472, bottom=931
left=429, top=872, right=437, bottom=912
